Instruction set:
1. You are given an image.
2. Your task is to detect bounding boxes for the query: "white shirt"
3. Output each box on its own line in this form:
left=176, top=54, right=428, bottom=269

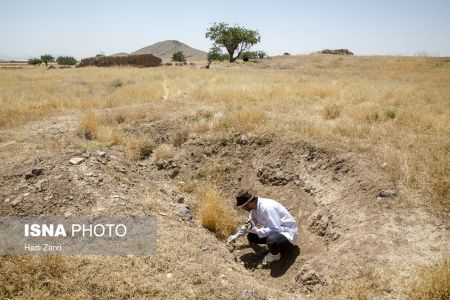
left=248, top=197, right=298, bottom=244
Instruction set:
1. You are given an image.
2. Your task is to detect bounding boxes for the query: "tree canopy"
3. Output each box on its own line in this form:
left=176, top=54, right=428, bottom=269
left=205, top=22, right=260, bottom=62
left=40, top=54, right=54, bottom=66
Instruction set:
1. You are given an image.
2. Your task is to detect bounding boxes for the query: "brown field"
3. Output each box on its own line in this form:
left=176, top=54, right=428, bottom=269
left=0, top=55, right=449, bottom=299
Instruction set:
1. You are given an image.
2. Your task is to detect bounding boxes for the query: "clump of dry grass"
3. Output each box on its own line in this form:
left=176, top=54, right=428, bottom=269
left=77, top=112, right=99, bottom=140
left=215, top=110, right=267, bottom=133
left=322, top=104, right=342, bottom=120
left=172, top=128, right=189, bottom=147
left=406, top=256, right=450, bottom=299
left=153, top=143, right=175, bottom=161
left=125, top=137, right=155, bottom=160
left=196, top=184, right=237, bottom=240
left=194, top=158, right=233, bottom=185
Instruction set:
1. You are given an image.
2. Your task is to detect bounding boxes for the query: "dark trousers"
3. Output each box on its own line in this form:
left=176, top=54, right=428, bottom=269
left=247, top=232, right=290, bottom=255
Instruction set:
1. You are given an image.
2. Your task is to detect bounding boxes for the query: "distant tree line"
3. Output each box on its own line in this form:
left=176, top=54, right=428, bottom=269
left=28, top=54, right=77, bottom=66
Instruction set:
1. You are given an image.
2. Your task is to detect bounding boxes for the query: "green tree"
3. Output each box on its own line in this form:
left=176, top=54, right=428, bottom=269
left=172, top=51, right=186, bottom=62
left=28, top=58, right=42, bottom=66
left=205, top=22, right=260, bottom=62
left=40, top=54, right=54, bottom=66
left=207, top=46, right=223, bottom=61
left=56, top=56, right=77, bottom=65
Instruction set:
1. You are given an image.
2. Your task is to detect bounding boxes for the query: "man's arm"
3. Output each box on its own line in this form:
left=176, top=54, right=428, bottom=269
left=253, top=207, right=282, bottom=238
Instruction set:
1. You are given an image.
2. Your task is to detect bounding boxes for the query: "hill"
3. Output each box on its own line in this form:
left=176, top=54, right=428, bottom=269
left=132, top=40, right=207, bottom=61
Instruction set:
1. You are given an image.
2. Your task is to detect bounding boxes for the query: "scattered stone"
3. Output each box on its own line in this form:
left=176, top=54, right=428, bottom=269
left=169, top=169, right=179, bottom=179
left=237, top=134, right=249, bottom=145
left=24, top=166, right=45, bottom=179
left=11, top=196, right=22, bottom=206
left=240, top=289, right=253, bottom=299
left=166, top=273, right=173, bottom=279
left=177, top=196, right=185, bottom=204
left=155, top=160, right=170, bottom=170
left=158, top=212, right=168, bottom=216
left=200, top=245, right=209, bottom=251
left=64, top=211, right=72, bottom=217
left=69, top=157, right=85, bottom=165
left=97, top=150, right=106, bottom=158
left=378, top=190, right=396, bottom=197
left=86, top=172, right=94, bottom=177
left=112, top=195, right=120, bottom=199
left=178, top=205, right=193, bottom=221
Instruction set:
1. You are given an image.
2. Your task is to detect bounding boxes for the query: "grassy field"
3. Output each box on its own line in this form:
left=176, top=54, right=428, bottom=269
left=1, top=55, right=448, bottom=212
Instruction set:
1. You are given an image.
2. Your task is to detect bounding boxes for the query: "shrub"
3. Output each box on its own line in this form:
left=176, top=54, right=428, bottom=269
left=28, top=58, right=42, bottom=65
left=172, top=51, right=186, bottom=62
left=56, top=56, right=77, bottom=66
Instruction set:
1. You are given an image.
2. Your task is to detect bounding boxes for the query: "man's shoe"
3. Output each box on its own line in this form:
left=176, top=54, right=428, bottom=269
left=262, top=253, right=281, bottom=265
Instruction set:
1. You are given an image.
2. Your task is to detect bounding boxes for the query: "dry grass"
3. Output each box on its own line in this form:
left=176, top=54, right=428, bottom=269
left=196, top=184, right=237, bottom=240
left=77, top=112, right=99, bottom=140
left=171, top=128, right=189, bottom=147
left=153, top=143, right=174, bottom=161
left=406, top=256, right=450, bottom=300
left=125, top=137, right=155, bottom=160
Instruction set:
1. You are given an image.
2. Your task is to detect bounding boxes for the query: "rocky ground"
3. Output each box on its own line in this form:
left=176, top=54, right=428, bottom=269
left=0, top=102, right=448, bottom=299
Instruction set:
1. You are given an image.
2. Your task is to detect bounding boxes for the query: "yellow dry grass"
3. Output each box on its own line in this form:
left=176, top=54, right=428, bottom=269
left=196, top=184, right=237, bottom=240
left=0, top=55, right=448, bottom=211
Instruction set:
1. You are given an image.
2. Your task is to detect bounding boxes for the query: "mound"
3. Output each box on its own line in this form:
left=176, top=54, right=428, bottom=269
left=132, top=40, right=207, bottom=61
left=110, top=52, right=129, bottom=57
left=78, top=54, right=161, bottom=68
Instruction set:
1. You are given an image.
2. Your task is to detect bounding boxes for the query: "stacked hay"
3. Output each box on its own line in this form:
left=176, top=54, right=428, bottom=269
left=318, top=49, right=354, bottom=55
left=78, top=54, right=161, bottom=67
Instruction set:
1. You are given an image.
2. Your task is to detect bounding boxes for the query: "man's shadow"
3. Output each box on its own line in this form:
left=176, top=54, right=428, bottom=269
left=239, top=244, right=300, bottom=277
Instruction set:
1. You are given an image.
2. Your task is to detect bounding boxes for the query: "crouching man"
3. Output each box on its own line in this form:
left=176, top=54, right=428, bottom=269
left=227, top=189, right=298, bottom=265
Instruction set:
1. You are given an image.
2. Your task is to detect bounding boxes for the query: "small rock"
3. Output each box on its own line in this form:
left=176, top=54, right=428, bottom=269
left=112, top=195, right=120, bottom=199
left=169, top=169, right=179, bottom=179
left=64, top=211, right=72, bottom=217
left=178, top=205, right=193, bottom=221
left=11, top=197, right=22, bottom=206
left=200, top=245, right=209, bottom=251
left=378, top=190, right=396, bottom=197
left=166, top=273, right=173, bottom=279
left=82, top=152, right=90, bottom=159
left=177, top=196, right=185, bottom=204
left=69, top=157, right=85, bottom=165
left=24, top=166, right=45, bottom=179
left=155, top=160, right=169, bottom=170
left=4, top=198, right=10, bottom=203
left=86, top=172, right=94, bottom=177
left=240, top=289, right=253, bottom=299
left=97, top=150, right=106, bottom=158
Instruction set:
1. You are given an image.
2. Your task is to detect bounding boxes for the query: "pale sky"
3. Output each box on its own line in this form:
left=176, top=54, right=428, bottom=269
left=1, top=0, right=449, bottom=60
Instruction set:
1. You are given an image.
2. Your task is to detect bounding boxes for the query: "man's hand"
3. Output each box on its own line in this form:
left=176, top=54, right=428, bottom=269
left=227, top=233, right=240, bottom=244
left=227, top=225, right=248, bottom=244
